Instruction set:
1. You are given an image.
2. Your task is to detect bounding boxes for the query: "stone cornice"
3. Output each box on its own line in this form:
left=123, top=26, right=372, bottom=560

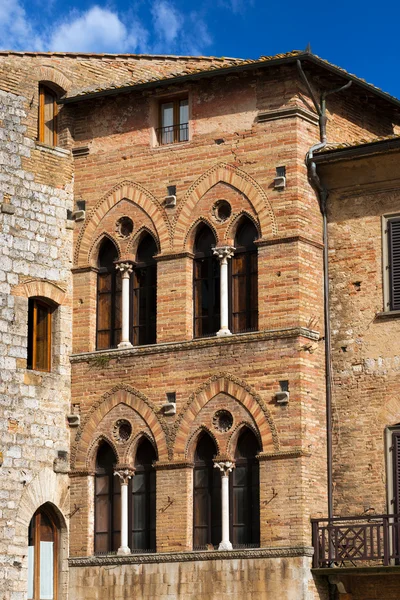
left=71, top=265, right=98, bottom=274
left=69, top=545, right=314, bottom=567
left=255, top=235, right=324, bottom=251
left=257, top=448, right=312, bottom=461
left=155, top=251, right=195, bottom=262
left=154, top=461, right=194, bottom=471
left=69, top=469, right=94, bottom=477
left=257, top=106, right=319, bottom=127
left=70, top=327, right=320, bottom=364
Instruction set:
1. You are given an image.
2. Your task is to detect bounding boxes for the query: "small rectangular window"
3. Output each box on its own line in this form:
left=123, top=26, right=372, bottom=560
left=27, top=299, right=52, bottom=372
left=157, top=97, right=189, bottom=145
left=39, top=84, right=58, bottom=147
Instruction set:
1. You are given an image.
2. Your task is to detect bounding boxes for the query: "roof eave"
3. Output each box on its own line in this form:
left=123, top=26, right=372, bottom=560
left=59, top=52, right=400, bottom=110
left=313, top=137, right=400, bottom=164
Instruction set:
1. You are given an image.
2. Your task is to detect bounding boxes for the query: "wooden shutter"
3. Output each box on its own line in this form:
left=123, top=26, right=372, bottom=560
left=393, top=431, right=400, bottom=515
left=95, top=443, right=118, bottom=554
left=130, top=439, right=156, bottom=551
left=193, top=434, right=221, bottom=548
left=193, top=226, right=219, bottom=338
left=389, top=218, right=400, bottom=310
left=39, top=84, right=57, bottom=147
left=28, top=299, right=52, bottom=372
left=132, top=235, right=157, bottom=346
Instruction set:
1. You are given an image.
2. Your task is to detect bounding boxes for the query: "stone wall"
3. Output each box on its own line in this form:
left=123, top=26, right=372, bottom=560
left=0, top=89, right=72, bottom=599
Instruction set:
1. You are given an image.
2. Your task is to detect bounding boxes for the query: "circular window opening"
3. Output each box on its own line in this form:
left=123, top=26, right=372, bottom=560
left=213, top=410, right=234, bottom=433
left=213, top=200, right=232, bottom=223
left=114, top=419, right=132, bottom=443
left=116, top=217, right=134, bottom=238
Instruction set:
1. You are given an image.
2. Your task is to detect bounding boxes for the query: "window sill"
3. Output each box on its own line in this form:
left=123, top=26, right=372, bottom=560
left=69, top=545, right=313, bottom=567
left=375, top=310, right=400, bottom=320
left=151, top=140, right=191, bottom=152
left=35, top=141, right=71, bottom=158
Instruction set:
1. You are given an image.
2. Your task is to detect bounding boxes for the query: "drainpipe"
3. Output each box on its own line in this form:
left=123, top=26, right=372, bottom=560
left=297, top=60, right=352, bottom=522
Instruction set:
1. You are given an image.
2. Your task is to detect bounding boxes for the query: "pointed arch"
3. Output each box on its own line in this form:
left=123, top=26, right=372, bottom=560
left=227, top=421, right=261, bottom=458
left=173, top=163, right=277, bottom=251
left=225, top=211, right=260, bottom=243
left=185, top=216, right=219, bottom=252
left=86, top=433, right=120, bottom=471
left=88, top=231, right=122, bottom=266
left=124, top=430, right=157, bottom=465
left=186, top=425, right=220, bottom=461
left=172, top=373, right=279, bottom=459
left=74, top=181, right=171, bottom=266
left=71, top=384, right=168, bottom=468
left=126, top=226, right=160, bottom=258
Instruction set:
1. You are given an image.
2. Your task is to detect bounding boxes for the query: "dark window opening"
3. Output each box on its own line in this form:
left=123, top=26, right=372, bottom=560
left=157, top=97, right=189, bottom=145
left=130, top=438, right=156, bottom=552
left=27, top=298, right=53, bottom=372
left=94, top=442, right=120, bottom=554
left=193, top=225, right=220, bottom=338
left=193, top=433, right=221, bottom=549
left=39, top=84, right=58, bottom=147
left=132, top=234, right=157, bottom=346
left=230, top=428, right=260, bottom=548
left=96, top=238, right=121, bottom=350
left=231, top=219, right=258, bottom=333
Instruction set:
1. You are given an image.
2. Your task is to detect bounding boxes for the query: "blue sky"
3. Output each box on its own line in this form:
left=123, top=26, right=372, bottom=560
left=1, top=0, right=400, bottom=99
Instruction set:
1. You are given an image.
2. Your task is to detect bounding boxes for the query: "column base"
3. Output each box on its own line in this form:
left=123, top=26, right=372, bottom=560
left=218, top=541, right=233, bottom=550
left=216, top=329, right=232, bottom=337
left=118, top=341, right=133, bottom=349
left=117, top=546, right=131, bottom=555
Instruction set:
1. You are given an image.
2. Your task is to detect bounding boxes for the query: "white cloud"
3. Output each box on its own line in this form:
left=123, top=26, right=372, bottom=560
left=0, top=0, right=212, bottom=56
left=49, top=6, right=147, bottom=53
left=0, top=0, right=44, bottom=50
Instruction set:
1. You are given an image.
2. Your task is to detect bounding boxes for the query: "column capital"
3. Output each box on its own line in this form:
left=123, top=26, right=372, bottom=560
left=115, top=261, right=134, bottom=276
left=212, top=246, right=235, bottom=262
left=214, top=460, right=235, bottom=476
left=114, top=468, right=133, bottom=485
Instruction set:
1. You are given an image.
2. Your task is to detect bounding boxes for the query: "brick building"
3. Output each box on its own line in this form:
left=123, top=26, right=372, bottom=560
left=0, top=48, right=400, bottom=600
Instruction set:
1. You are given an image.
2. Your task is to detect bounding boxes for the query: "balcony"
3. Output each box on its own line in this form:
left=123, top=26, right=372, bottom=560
left=312, top=514, right=400, bottom=568
left=156, top=122, right=189, bottom=145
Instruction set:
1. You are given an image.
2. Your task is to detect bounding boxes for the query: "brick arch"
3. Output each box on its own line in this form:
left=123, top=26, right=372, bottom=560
left=74, top=182, right=171, bottom=266
left=173, top=163, right=277, bottom=251
left=172, top=373, right=279, bottom=459
left=71, top=384, right=168, bottom=468
left=226, top=421, right=261, bottom=457
left=124, top=430, right=158, bottom=465
left=126, top=226, right=160, bottom=259
left=88, top=231, right=122, bottom=267
left=11, top=278, right=67, bottom=305
left=184, top=216, right=219, bottom=252
left=225, top=210, right=260, bottom=243
left=186, top=425, right=221, bottom=462
left=38, top=66, right=72, bottom=94
left=86, top=433, right=120, bottom=471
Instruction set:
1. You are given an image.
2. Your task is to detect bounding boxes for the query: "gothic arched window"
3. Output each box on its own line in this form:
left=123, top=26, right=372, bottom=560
left=231, top=219, right=258, bottom=333
left=130, top=438, right=156, bottom=551
left=94, top=442, right=120, bottom=554
left=193, top=225, right=220, bottom=338
left=132, top=234, right=157, bottom=346
left=28, top=505, right=59, bottom=600
left=96, top=238, right=122, bottom=350
left=193, top=433, right=221, bottom=548
left=230, top=428, right=260, bottom=547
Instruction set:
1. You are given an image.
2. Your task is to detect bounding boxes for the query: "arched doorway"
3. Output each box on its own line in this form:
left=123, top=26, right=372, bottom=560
left=28, top=505, right=59, bottom=600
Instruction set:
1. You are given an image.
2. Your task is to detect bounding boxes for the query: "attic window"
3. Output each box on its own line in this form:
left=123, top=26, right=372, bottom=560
left=157, top=97, right=189, bottom=145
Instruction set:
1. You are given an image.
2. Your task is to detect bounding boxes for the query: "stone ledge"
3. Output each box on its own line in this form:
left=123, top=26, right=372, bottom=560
left=257, top=106, right=319, bottom=126
left=35, top=141, right=71, bottom=157
left=69, top=545, right=314, bottom=567
left=70, top=327, right=320, bottom=363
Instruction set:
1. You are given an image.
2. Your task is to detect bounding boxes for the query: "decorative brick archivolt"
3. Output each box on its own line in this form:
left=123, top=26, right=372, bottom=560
left=86, top=433, right=120, bottom=471
left=124, top=430, right=158, bottom=464
left=88, top=231, right=122, bottom=266
left=225, top=211, right=260, bottom=243
left=11, top=278, right=67, bottom=305
left=185, top=425, right=221, bottom=461
left=173, top=163, right=277, bottom=251
left=74, top=181, right=171, bottom=266
left=15, top=467, right=68, bottom=538
left=172, top=373, right=279, bottom=460
left=126, top=226, right=160, bottom=259
left=226, top=421, right=261, bottom=456
left=71, top=384, right=168, bottom=468
left=184, top=216, right=220, bottom=251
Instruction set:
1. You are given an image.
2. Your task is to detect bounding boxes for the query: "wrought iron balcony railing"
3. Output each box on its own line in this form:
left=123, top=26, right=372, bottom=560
left=156, top=123, right=189, bottom=145
left=312, top=514, right=400, bottom=568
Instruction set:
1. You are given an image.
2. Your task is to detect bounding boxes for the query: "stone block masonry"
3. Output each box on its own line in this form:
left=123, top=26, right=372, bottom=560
left=0, top=89, right=73, bottom=600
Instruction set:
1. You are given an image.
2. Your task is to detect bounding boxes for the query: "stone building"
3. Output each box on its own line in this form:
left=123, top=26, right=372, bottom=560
left=0, top=48, right=400, bottom=600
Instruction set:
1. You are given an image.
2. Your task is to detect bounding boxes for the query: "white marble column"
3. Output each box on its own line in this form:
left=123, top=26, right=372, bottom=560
left=214, top=461, right=234, bottom=550
left=114, top=469, right=132, bottom=555
left=212, top=246, right=235, bottom=337
left=115, top=262, right=133, bottom=348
